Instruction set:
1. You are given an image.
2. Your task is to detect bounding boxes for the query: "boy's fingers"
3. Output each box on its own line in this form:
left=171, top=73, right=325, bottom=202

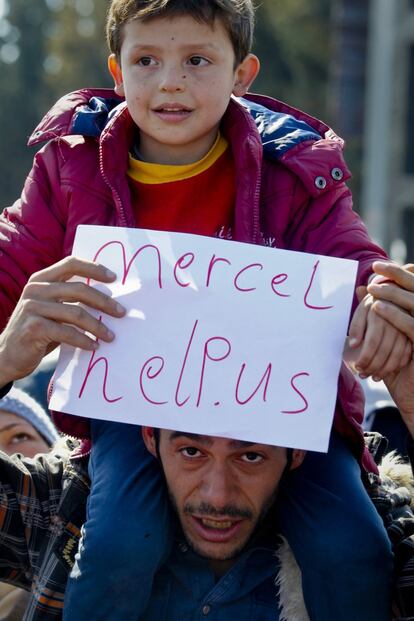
left=23, top=281, right=125, bottom=318
left=29, top=256, right=116, bottom=284
left=355, top=315, right=385, bottom=375
left=356, top=286, right=367, bottom=303
left=348, top=294, right=371, bottom=347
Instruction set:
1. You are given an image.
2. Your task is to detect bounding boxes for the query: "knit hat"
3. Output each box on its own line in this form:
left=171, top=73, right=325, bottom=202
left=0, top=387, right=59, bottom=446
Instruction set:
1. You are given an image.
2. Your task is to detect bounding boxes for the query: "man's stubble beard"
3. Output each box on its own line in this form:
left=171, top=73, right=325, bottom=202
left=167, top=485, right=279, bottom=562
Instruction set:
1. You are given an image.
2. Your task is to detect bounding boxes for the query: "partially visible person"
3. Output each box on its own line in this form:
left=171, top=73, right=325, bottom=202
left=364, top=261, right=414, bottom=620
left=368, top=261, right=414, bottom=440
left=0, top=387, right=58, bottom=457
left=0, top=387, right=58, bottom=621
left=15, top=352, right=58, bottom=413
left=360, top=377, right=410, bottom=457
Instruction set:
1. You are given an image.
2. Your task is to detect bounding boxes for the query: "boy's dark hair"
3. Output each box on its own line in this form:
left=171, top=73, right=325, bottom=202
left=106, top=0, right=255, bottom=66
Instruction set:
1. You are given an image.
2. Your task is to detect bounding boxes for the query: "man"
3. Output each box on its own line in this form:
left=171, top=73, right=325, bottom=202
left=0, top=257, right=413, bottom=620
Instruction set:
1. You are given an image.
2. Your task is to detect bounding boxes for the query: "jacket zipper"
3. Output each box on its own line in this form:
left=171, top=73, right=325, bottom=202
left=99, top=151, right=128, bottom=227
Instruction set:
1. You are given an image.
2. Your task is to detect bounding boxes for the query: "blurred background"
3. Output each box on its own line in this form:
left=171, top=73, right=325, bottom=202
left=0, top=0, right=412, bottom=259
left=1, top=0, right=410, bottom=452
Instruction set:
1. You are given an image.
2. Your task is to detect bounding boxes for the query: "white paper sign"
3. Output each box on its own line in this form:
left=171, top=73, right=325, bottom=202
left=50, top=225, right=358, bottom=452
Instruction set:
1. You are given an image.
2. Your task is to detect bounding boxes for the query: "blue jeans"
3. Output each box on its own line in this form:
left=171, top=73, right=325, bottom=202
left=277, top=432, right=393, bottom=620
left=63, top=420, right=172, bottom=620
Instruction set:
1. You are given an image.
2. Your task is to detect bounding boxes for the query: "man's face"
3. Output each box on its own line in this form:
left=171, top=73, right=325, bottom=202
left=108, top=15, right=259, bottom=165
left=142, top=429, right=305, bottom=564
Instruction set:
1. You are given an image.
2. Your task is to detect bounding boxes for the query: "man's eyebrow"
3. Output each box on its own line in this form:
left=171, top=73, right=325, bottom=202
left=168, top=432, right=260, bottom=450
left=227, top=440, right=259, bottom=450
left=168, top=432, right=213, bottom=445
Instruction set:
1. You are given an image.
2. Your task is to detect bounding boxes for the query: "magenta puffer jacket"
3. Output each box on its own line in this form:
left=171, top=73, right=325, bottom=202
left=0, top=88, right=387, bottom=471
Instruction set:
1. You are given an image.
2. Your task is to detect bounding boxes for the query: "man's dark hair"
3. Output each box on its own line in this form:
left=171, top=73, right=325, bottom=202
left=106, top=0, right=255, bottom=65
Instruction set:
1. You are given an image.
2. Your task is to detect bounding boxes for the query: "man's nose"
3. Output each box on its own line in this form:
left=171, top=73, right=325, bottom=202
left=199, top=464, right=236, bottom=508
left=159, top=64, right=186, bottom=93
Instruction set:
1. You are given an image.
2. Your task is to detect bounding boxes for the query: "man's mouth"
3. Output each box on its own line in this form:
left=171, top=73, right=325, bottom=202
left=190, top=515, right=244, bottom=543
left=201, top=518, right=236, bottom=530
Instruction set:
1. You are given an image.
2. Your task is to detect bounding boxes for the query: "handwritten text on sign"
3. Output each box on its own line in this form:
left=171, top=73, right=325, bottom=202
left=50, top=226, right=357, bottom=452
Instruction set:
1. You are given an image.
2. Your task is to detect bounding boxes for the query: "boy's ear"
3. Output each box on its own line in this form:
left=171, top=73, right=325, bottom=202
left=108, top=53, right=125, bottom=97
left=233, top=53, right=260, bottom=97
left=141, top=426, right=157, bottom=457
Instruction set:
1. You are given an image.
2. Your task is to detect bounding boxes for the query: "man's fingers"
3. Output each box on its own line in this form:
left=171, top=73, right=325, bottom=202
left=368, top=280, right=414, bottom=315
left=372, top=261, right=414, bottom=289
left=23, top=281, right=125, bottom=318
left=372, top=299, right=414, bottom=341
left=30, top=316, right=101, bottom=351
left=373, top=332, right=409, bottom=380
left=21, top=299, right=116, bottom=343
left=29, top=256, right=116, bottom=284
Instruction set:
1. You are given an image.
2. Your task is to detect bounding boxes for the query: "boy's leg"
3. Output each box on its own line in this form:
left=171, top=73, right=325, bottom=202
left=63, top=420, right=172, bottom=620
left=277, top=431, right=393, bottom=621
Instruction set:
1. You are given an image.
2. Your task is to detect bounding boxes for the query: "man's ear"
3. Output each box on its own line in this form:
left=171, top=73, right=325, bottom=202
left=290, top=449, right=306, bottom=470
left=108, top=53, right=125, bottom=97
left=232, top=53, right=260, bottom=97
left=142, top=426, right=157, bottom=457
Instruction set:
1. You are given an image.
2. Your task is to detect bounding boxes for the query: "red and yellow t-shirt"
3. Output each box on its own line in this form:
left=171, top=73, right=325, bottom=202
left=127, top=133, right=235, bottom=236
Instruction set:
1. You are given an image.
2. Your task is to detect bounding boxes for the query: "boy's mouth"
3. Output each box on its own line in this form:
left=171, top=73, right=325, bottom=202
left=153, top=104, right=192, bottom=120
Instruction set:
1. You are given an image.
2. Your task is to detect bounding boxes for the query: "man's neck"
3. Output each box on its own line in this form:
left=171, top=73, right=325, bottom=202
left=209, top=557, right=237, bottom=578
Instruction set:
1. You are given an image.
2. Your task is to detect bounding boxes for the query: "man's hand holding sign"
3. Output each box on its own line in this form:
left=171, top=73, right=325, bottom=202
left=50, top=225, right=357, bottom=452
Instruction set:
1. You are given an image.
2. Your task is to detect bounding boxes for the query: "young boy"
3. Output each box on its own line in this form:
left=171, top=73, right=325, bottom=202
left=0, top=0, right=407, bottom=619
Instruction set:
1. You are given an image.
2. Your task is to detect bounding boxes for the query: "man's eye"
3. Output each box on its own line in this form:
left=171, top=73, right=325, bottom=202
left=180, top=446, right=201, bottom=458
left=187, top=56, right=209, bottom=66
left=138, top=56, right=156, bottom=66
left=241, top=452, right=264, bottom=464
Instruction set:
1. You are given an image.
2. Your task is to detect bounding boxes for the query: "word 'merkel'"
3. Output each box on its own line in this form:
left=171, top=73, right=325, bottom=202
left=88, top=240, right=334, bottom=311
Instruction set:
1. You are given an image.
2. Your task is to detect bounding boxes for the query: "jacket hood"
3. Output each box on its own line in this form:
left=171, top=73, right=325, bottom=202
left=28, top=88, right=342, bottom=164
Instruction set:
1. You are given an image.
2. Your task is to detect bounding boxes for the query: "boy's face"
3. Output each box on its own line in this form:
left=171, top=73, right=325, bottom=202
left=108, top=15, right=259, bottom=165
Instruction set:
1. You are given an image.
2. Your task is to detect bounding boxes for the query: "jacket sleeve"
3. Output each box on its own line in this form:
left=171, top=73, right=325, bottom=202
left=0, top=140, right=68, bottom=332
left=0, top=448, right=66, bottom=589
left=280, top=179, right=388, bottom=314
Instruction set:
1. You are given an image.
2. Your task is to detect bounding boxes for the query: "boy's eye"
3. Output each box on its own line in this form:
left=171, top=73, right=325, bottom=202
left=180, top=446, right=201, bottom=458
left=138, top=56, right=157, bottom=66
left=240, top=452, right=264, bottom=464
left=187, top=56, right=209, bottom=66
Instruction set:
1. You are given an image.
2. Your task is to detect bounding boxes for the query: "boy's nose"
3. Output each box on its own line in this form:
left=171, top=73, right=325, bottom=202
left=159, top=66, right=186, bottom=93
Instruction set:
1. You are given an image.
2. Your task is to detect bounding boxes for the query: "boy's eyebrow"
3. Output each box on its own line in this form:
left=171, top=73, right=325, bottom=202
left=168, top=431, right=260, bottom=450
left=128, top=42, right=220, bottom=53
